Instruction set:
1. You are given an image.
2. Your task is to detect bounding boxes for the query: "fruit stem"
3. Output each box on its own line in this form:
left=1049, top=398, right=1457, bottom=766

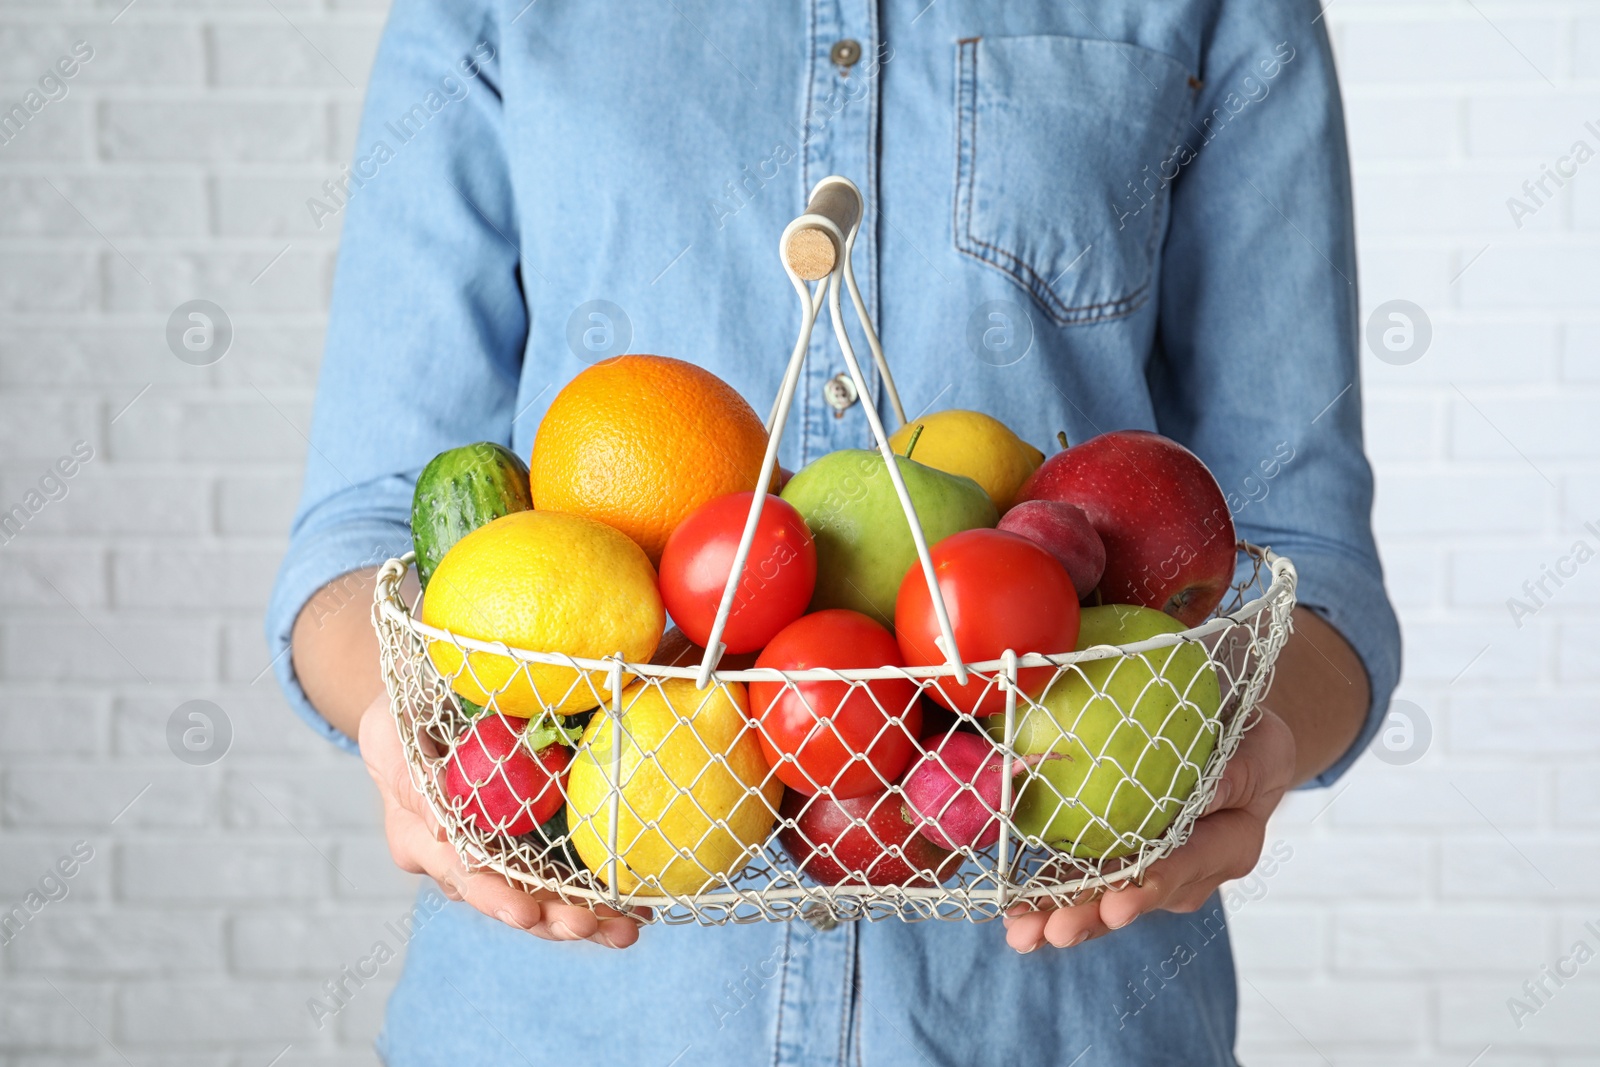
left=903, top=424, right=925, bottom=461
left=1056, top=430, right=1070, bottom=451
left=1006, top=752, right=1066, bottom=777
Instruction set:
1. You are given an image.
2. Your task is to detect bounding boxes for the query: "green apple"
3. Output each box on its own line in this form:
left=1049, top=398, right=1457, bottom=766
left=779, top=449, right=997, bottom=627
left=990, top=604, right=1222, bottom=859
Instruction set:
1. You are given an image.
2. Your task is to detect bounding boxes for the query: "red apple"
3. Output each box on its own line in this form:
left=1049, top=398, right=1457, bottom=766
left=778, top=787, right=960, bottom=887
left=1014, top=430, right=1235, bottom=627
left=997, top=499, right=1106, bottom=599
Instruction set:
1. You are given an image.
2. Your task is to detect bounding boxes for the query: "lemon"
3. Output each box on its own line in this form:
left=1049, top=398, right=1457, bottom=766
left=888, top=409, right=1045, bottom=511
left=566, top=678, right=781, bottom=896
left=421, top=510, right=664, bottom=717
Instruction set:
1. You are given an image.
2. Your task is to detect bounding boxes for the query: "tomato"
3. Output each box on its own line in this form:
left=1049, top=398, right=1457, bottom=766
left=444, top=714, right=569, bottom=836
left=894, top=528, right=1080, bottom=716
left=659, top=492, right=816, bottom=654
left=778, top=787, right=959, bottom=887
left=749, top=610, right=921, bottom=800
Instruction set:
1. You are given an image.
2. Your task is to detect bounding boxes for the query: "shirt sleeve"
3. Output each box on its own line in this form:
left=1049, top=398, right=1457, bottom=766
left=1151, top=0, right=1402, bottom=787
left=264, top=0, right=524, bottom=753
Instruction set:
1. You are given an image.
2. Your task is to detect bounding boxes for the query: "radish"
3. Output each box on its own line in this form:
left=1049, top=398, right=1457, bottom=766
left=900, top=732, right=1052, bottom=851
left=445, top=714, right=570, bottom=836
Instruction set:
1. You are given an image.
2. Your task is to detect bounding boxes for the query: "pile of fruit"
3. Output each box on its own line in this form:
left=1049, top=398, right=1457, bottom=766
left=407, top=355, right=1240, bottom=899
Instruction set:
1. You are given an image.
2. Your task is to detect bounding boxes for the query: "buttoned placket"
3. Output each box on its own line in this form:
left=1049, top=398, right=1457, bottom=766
left=772, top=904, right=863, bottom=1067
left=774, top=9, right=880, bottom=1059
left=796, top=0, right=883, bottom=470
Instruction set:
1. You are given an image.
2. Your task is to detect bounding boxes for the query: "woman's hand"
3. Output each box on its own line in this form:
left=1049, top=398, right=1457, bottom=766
left=1002, top=705, right=1296, bottom=953
left=358, top=693, right=643, bottom=949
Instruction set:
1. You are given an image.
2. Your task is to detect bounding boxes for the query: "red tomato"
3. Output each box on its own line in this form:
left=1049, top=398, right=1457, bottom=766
left=659, top=492, right=817, bottom=654
left=894, top=528, right=1080, bottom=716
left=749, top=610, right=921, bottom=800
left=444, top=714, right=569, bottom=836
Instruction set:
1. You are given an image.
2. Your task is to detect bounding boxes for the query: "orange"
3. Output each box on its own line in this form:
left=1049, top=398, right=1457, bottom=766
left=531, top=355, right=770, bottom=564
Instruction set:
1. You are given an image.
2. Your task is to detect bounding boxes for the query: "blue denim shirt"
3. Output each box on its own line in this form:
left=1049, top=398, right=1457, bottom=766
left=267, top=0, right=1400, bottom=1062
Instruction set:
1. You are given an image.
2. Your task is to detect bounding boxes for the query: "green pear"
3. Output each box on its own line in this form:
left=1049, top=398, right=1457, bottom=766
left=990, top=604, right=1222, bottom=859
left=779, top=449, right=997, bottom=627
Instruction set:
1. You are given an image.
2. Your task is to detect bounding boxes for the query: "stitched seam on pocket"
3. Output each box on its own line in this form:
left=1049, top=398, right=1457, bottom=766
left=955, top=37, right=1089, bottom=323
left=954, top=37, right=1170, bottom=327
left=953, top=37, right=978, bottom=286
left=962, top=57, right=1149, bottom=323
left=1133, top=88, right=1199, bottom=295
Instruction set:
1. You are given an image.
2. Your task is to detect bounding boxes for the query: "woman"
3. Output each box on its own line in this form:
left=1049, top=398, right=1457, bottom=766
left=270, top=0, right=1399, bottom=1062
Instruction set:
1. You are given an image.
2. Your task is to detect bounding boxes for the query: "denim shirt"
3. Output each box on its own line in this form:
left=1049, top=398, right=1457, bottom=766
left=267, top=0, right=1400, bottom=1062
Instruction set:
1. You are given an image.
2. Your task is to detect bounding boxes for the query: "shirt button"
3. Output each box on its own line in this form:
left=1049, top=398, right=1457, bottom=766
left=823, top=372, right=858, bottom=416
left=830, top=38, right=862, bottom=70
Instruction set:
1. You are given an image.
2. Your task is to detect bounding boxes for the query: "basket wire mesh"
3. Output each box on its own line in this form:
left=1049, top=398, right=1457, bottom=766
left=372, top=176, right=1299, bottom=925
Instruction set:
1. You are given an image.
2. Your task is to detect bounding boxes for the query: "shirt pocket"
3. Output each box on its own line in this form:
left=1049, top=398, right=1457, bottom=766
left=954, top=35, right=1197, bottom=326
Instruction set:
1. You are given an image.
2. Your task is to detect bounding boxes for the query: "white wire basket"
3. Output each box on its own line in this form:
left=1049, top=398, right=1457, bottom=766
left=372, top=177, right=1298, bottom=926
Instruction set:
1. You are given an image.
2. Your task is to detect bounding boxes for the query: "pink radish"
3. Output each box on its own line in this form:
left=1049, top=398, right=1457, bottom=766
left=899, top=732, right=1053, bottom=851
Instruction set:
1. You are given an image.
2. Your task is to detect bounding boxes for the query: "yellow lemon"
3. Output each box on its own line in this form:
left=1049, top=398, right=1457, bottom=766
left=566, top=678, right=781, bottom=896
left=888, top=409, right=1045, bottom=512
left=421, top=510, right=663, bottom=717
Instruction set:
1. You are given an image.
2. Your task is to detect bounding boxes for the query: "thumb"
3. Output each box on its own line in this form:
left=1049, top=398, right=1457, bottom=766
left=358, top=694, right=405, bottom=791
left=1201, top=769, right=1238, bottom=817
left=359, top=695, right=442, bottom=835
left=1202, top=708, right=1295, bottom=816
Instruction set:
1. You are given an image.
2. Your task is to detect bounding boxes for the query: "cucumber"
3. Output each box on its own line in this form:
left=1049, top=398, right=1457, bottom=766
left=411, top=442, right=533, bottom=587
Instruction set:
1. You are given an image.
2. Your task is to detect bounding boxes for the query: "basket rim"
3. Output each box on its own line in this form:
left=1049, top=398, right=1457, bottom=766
left=375, top=541, right=1296, bottom=683
left=452, top=845, right=1155, bottom=911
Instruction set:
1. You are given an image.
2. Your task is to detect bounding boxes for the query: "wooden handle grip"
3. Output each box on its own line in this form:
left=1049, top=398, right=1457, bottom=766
left=784, top=180, right=862, bottom=281
left=804, top=181, right=861, bottom=237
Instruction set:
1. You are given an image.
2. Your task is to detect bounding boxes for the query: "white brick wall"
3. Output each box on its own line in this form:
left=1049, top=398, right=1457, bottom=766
left=0, top=1, right=402, bottom=1063
left=0, top=0, right=1592, bottom=1063
left=1238, top=4, right=1600, bottom=1063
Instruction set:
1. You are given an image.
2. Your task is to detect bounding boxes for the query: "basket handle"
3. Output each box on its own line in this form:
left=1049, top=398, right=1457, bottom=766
left=783, top=181, right=859, bottom=280
left=791, top=178, right=906, bottom=425
left=695, top=176, right=965, bottom=688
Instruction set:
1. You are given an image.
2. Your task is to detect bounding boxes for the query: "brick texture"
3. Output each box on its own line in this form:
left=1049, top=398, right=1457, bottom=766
left=0, top=1, right=1594, bottom=1063
left=0, top=3, right=407, bottom=1062
left=1233, top=4, right=1600, bottom=1061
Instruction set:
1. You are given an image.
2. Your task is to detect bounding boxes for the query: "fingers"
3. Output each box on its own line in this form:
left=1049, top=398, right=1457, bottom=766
left=1096, top=707, right=1292, bottom=928
left=390, top=802, right=641, bottom=946
left=1002, top=907, right=1051, bottom=953
left=1003, top=709, right=1300, bottom=948
left=366, top=702, right=641, bottom=949
left=360, top=695, right=423, bottom=814
left=1205, top=708, right=1296, bottom=817
left=358, top=692, right=404, bottom=791
left=1040, top=902, right=1111, bottom=949
left=360, top=694, right=447, bottom=840
left=1002, top=892, right=1109, bottom=954
left=1098, top=806, right=1266, bottom=929
left=442, top=868, right=639, bottom=949
left=556, top=902, right=643, bottom=953
left=384, top=799, right=438, bottom=876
